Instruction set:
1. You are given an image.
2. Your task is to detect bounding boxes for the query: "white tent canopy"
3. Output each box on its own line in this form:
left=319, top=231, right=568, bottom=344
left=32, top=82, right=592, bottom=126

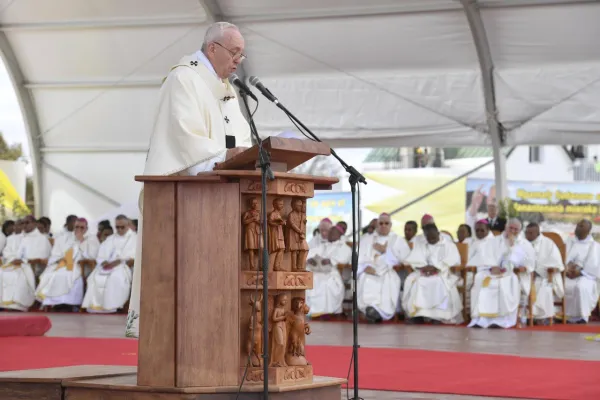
left=1, top=0, right=599, bottom=224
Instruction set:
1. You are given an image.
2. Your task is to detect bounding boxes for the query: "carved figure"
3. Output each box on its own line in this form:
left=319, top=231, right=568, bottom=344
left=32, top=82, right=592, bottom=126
left=242, top=197, right=262, bottom=270
left=246, top=294, right=263, bottom=367
left=269, top=293, right=288, bottom=367
left=285, top=297, right=311, bottom=366
left=268, top=198, right=286, bottom=271
left=286, top=198, right=309, bottom=271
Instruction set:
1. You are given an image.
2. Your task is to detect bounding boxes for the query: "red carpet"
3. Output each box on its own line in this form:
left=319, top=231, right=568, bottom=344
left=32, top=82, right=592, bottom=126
left=0, top=337, right=598, bottom=400
left=0, top=315, right=52, bottom=337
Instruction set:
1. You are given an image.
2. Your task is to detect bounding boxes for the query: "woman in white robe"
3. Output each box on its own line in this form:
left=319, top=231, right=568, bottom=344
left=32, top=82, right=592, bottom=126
left=305, top=226, right=350, bottom=316
left=524, top=223, right=565, bottom=322
left=403, top=223, right=463, bottom=324
left=469, top=219, right=535, bottom=328
left=83, top=224, right=136, bottom=313
left=357, top=214, right=405, bottom=322
left=564, top=220, right=600, bottom=323
left=36, top=218, right=100, bottom=308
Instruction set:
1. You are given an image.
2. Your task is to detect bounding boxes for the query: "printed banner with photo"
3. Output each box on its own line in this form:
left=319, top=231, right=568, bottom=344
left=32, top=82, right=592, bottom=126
left=306, top=192, right=353, bottom=237
left=466, top=178, right=600, bottom=238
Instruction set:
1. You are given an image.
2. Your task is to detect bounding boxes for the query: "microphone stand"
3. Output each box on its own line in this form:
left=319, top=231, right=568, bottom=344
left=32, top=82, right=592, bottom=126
left=269, top=99, right=366, bottom=400
left=238, top=90, right=274, bottom=400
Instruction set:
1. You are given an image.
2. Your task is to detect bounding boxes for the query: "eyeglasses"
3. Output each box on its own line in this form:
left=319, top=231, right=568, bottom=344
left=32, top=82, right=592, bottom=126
left=214, top=42, right=246, bottom=62
left=116, top=225, right=127, bottom=230
left=379, top=222, right=390, bottom=225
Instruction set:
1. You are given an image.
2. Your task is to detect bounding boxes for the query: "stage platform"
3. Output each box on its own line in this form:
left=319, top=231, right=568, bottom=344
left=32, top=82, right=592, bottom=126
left=0, top=365, right=344, bottom=400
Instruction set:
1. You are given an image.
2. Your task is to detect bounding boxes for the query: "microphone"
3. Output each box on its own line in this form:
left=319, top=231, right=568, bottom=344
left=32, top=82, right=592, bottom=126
left=230, top=74, right=258, bottom=102
left=249, top=76, right=278, bottom=104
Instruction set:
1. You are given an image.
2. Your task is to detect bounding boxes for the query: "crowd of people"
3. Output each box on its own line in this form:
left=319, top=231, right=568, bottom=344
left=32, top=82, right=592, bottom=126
left=0, top=215, right=137, bottom=313
left=305, top=212, right=600, bottom=328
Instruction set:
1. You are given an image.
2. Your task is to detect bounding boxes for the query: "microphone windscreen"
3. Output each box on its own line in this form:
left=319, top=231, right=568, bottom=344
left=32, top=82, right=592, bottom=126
left=226, top=135, right=236, bottom=149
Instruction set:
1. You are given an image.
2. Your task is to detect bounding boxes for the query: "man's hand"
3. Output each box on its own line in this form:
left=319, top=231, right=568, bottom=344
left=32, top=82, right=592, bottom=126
left=307, top=258, right=317, bottom=266
left=225, top=146, right=248, bottom=160
left=322, top=259, right=331, bottom=265
left=11, top=259, right=23, bottom=266
left=373, top=242, right=387, bottom=253
left=513, top=266, right=527, bottom=273
left=365, top=266, right=377, bottom=275
left=490, top=266, right=503, bottom=275
left=421, top=266, right=438, bottom=276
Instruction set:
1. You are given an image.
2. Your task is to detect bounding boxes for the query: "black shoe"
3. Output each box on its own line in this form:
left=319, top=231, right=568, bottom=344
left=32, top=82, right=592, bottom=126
left=365, top=306, right=382, bottom=323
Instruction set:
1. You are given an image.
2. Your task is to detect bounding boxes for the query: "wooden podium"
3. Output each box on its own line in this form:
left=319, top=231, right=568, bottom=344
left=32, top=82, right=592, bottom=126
left=44, top=138, right=344, bottom=399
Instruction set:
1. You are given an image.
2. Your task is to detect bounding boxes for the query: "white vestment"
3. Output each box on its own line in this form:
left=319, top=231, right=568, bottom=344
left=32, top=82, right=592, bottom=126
left=126, top=52, right=252, bottom=338
left=83, top=229, right=136, bottom=313
left=36, top=234, right=100, bottom=306
left=0, top=229, right=51, bottom=311
left=564, top=236, right=600, bottom=322
left=468, top=235, right=535, bottom=328
left=308, top=235, right=328, bottom=249
left=402, top=236, right=463, bottom=324
left=530, top=235, right=565, bottom=319
left=305, top=239, right=351, bottom=315
left=1, top=233, right=22, bottom=263
left=357, top=232, right=406, bottom=320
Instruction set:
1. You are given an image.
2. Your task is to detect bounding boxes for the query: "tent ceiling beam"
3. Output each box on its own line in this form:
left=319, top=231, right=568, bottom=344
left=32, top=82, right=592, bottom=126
left=24, top=80, right=162, bottom=90
left=0, top=30, right=43, bottom=216
left=0, top=17, right=204, bottom=31
left=461, top=0, right=507, bottom=201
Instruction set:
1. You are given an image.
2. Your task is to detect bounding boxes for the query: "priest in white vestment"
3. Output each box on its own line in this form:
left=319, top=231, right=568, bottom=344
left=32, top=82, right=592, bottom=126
left=309, top=218, right=332, bottom=249
left=404, top=221, right=418, bottom=244
left=126, top=22, right=253, bottom=338
left=36, top=218, right=100, bottom=309
left=457, top=224, right=473, bottom=246
left=564, top=219, right=600, bottom=323
left=305, top=225, right=351, bottom=316
left=0, top=216, right=51, bottom=311
left=1, top=219, right=23, bottom=263
left=402, top=223, right=463, bottom=324
left=83, top=216, right=136, bottom=313
left=357, top=213, right=409, bottom=322
left=469, top=218, right=535, bottom=328
left=524, top=223, right=565, bottom=323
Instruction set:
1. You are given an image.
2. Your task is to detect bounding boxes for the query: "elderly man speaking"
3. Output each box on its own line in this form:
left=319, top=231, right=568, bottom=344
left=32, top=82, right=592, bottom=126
left=126, top=22, right=253, bottom=338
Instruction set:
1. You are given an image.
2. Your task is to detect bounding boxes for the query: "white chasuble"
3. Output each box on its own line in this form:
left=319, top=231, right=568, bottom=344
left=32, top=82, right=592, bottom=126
left=84, top=229, right=136, bottom=313
left=530, top=235, right=565, bottom=319
left=127, top=53, right=253, bottom=338
left=564, top=236, right=600, bottom=322
left=36, top=234, right=100, bottom=306
left=468, top=235, right=534, bottom=328
left=0, top=229, right=51, bottom=311
left=356, top=232, right=404, bottom=320
left=305, top=239, right=351, bottom=316
left=402, top=236, right=463, bottom=324
left=385, top=236, right=412, bottom=313
left=1, top=233, right=23, bottom=263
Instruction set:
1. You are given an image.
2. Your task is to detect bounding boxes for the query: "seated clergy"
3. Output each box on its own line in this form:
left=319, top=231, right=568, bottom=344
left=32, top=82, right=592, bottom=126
left=469, top=218, right=535, bottom=328
left=36, top=218, right=100, bottom=310
left=0, top=216, right=51, bottom=311
left=403, top=223, right=462, bottom=324
left=308, top=218, right=332, bottom=249
left=357, top=213, right=409, bottom=323
left=524, top=223, right=565, bottom=323
left=404, top=221, right=418, bottom=244
left=2, top=219, right=23, bottom=263
left=82, top=215, right=136, bottom=313
left=305, top=225, right=351, bottom=316
left=564, top=219, right=600, bottom=323
left=413, top=214, right=453, bottom=244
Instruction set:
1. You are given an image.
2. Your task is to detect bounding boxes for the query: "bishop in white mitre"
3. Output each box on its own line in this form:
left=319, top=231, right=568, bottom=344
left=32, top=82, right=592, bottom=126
left=83, top=216, right=136, bottom=313
left=305, top=225, right=351, bottom=316
left=309, top=218, right=333, bottom=249
left=564, top=219, right=600, bottom=323
left=1, top=219, right=24, bottom=263
left=524, top=223, right=565, bottom=322
left=0, top=216, right=51, bottom=311
left=36, top=218, right=100, bottom=308
left=469, top=218, right=535, bottom=328
left=357, top=213, right=409, bottom=323
left=126, top=22, right=253, bottom=338
left=402, top=223, right=462, bottom=324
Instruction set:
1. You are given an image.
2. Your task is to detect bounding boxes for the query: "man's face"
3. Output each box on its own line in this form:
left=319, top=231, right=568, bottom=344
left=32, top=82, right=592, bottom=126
left=115, top=219, right=129, bottom=236
left=5, top=224, right=14, bottom=236
left=66, top=217, right=77, bottom=231
left=475, top=223, right=489, bottom=239
left=23, top=217, right=36, bottom=233
left=100, top=228, right=112, bottom=243
left=74, top=221, right=88, bottom=236
left=425, top=229, right=440, bottom=244
left=525, top=226, right=539, bottom=242
left=367, top=219, right=377, bottom=234
left=328, top=228, right=341, bottom=242
left=506, top=223, right=521, bottom=237
left=377, top=216, right=392, bottom=236
left=320, top=222, right=331, bottom=239
left=14, top=220, right=23, bottom=234
left=37, top=221, right=46, bottom=233
left=575, top=220, right=590, bottom=240
left=457, top=225, right=469, bottom=242
left=404, top=223, right=416, bottom=240
left=207, top=29, right=245, bottom=79
left=487, top=204, right=498, bottom=218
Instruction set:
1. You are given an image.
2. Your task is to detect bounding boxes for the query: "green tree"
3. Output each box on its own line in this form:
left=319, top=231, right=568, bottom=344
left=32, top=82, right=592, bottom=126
left=0, top=131, right=23, bottom=161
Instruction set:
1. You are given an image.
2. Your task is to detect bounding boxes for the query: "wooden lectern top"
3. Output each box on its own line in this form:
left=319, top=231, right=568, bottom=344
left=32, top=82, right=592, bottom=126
left=213, top=136, right=331, bottom=172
